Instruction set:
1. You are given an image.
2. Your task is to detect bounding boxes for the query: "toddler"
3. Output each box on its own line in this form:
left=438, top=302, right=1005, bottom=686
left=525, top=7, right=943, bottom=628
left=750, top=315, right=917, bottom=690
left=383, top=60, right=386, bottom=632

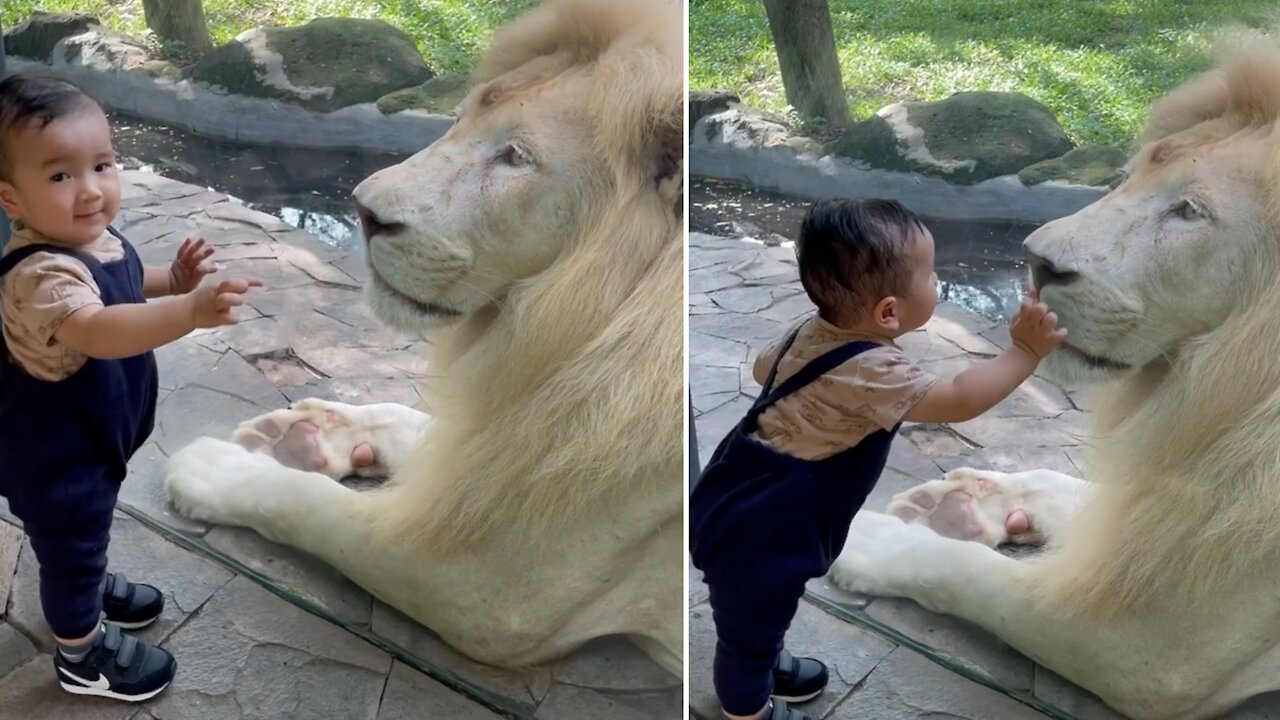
left=689, top=198, right=1066, bottom=720
left=0, top=72, right=261, bottom=701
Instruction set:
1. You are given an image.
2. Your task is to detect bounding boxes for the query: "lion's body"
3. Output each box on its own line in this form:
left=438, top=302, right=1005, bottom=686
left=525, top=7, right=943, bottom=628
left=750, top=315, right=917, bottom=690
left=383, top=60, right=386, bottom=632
left=166, top=0, right=684, bottom=676
left=830, top=40, right=1280, bottom=720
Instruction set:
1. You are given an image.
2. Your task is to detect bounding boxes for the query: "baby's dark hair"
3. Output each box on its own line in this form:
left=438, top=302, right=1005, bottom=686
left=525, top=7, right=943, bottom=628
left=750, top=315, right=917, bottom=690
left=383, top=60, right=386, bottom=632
left=0, top=73, right=101, bottom=181
left=796, top=198, right=928, bottom=324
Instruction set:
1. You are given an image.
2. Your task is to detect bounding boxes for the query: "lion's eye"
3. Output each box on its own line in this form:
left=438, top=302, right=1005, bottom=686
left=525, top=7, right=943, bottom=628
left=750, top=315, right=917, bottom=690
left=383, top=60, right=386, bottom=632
left=1172, top=198, right=1206, bottom=221
left=498, top=143, right=532, bottom=167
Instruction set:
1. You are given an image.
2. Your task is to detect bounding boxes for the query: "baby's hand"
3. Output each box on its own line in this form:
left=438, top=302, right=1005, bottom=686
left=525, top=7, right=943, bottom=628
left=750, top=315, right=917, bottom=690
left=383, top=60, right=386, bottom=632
left=186, top=277, right=263, bottom=329
left=1009, top=289, right=1067, bottom=359
left=169, top=237, right=216, bottom=295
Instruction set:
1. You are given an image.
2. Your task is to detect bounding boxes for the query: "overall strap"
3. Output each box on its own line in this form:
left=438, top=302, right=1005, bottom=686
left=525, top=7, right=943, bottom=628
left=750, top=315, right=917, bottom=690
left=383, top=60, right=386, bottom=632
left=756, top=323, right=805, bottom=398
left=0, top=243, right=102, bottom=279
left=749, top=340, right=884, bottom=416
left=105, top=225, right=135, bottom=258
left=105, top=226, right=143, bottom=293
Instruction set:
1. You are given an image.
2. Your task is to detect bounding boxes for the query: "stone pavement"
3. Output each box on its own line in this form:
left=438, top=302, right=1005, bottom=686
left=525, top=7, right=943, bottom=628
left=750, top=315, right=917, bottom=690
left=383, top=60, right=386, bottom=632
left=0, top=170, right=680, bottom=719
left=688, top=231, right=1280, bottom=720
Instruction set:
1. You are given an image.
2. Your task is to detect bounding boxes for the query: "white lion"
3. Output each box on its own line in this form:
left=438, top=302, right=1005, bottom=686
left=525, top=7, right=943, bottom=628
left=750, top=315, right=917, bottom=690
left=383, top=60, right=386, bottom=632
left=831, top=40, right=1280, bottom=719
left=164, top=0, right=684, bottom=676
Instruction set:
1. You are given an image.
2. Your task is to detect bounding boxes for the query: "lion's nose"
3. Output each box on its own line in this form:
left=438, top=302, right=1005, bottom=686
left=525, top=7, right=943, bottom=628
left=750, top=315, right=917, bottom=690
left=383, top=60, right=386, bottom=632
left=1027, top=251, right=1080, bottom=291
left=355, top=201, right=403, bottom=243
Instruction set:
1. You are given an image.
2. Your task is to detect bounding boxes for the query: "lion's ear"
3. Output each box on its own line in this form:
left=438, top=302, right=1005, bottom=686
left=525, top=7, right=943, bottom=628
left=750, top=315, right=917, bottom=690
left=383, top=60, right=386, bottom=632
left=1143, top=70, right=1230, bottom=143
left=653, top=104, right=683, bottom=216
left=473, top=3, right=561, bottom=83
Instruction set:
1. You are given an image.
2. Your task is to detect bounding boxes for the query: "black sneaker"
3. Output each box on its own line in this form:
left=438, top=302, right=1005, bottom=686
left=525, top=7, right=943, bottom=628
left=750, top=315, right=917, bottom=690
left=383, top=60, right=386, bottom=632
left=102, top=573, right=163, bottom=629
left=53, top=624, right=176, bottom=701
left=766, top=698, right=814, bottom=719
left=771, top=649, right=828, bottom=703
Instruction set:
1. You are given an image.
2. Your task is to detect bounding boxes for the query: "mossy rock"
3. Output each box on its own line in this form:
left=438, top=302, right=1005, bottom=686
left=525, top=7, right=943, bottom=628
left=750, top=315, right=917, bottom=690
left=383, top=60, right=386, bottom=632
left=1018, top=145, right=1129, bottom=188
left=61, top=30, right=153, bottom=70
left=689, top=90, right=740, bottom=128
left=831, top=91, right=1075, bottom=186
left=3, top=11, right=100, bottom=62
left=140, top=59, right=183, bottom=82
left=187, top=18, right=432, bottom=113
left=376, top=74, right=469, bottom=115
left=830, top=113, right=907, bottom=171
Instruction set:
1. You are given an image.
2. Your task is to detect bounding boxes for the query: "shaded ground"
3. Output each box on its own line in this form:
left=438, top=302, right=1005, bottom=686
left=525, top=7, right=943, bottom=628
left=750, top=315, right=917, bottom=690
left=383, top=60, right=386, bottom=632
left=109, top=113, right=400, bottom=253
left=691, top=177, right=1034, bottom=323
left=0, top=170, right=680, bottom=719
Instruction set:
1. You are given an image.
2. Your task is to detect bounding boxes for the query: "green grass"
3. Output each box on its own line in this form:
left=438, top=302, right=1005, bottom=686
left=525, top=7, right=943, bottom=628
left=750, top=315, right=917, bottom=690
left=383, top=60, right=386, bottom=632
left=691, top=0, right=1280, bottom=147
left=2, top=0, right=538, bottom=75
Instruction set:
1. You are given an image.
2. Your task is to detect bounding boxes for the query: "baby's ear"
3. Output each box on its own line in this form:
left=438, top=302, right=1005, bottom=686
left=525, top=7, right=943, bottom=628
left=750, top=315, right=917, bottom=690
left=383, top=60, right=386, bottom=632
left=872, top=295, right=900, bottom=330
left=0, top=182, right=20, bottom=218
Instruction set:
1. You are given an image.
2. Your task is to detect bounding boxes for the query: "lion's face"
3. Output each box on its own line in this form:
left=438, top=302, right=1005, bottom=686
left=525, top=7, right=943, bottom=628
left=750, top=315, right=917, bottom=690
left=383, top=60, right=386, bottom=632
left=352, top=70, right=606, bottom=332
left=1027, top=126, right=1273, bottom=387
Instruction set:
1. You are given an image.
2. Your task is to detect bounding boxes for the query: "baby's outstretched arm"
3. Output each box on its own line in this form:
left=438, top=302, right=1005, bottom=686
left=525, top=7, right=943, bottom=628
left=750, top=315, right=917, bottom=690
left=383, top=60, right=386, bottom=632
left=54, top=277, right=262, bottom=360
left=904, top=292, right=1066, bottom=424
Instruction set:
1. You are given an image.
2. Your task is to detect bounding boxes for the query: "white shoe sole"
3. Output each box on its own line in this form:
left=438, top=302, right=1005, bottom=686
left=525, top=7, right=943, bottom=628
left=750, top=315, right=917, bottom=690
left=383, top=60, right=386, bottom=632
left=105, top=615, right=159, bottom=631
left=772, top=688, right=823, bottom=703
left=59, top=678, right=170, bottom=702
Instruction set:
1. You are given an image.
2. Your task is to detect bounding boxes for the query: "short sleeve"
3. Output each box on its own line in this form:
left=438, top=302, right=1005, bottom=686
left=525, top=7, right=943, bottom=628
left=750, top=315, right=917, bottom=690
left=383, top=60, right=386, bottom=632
left=4, top=254, right=103, bottom=346
left=820, top=346, right=939, bottom=431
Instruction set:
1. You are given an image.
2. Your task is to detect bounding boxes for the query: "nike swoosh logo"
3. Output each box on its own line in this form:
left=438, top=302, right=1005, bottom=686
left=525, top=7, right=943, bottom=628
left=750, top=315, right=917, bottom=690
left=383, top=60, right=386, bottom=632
left=58, top=666, right=110, bottom=691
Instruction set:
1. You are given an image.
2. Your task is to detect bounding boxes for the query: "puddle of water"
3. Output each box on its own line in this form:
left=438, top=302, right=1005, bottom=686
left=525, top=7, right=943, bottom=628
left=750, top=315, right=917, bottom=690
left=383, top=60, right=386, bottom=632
left=692, top=177, right=1036, bottom=322
left=109, top=114, right=411, bottom=251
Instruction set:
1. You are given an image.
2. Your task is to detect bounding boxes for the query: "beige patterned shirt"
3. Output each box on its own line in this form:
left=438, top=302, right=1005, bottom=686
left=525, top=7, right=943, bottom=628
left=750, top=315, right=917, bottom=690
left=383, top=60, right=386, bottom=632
left=750, top=315, right=939, bottom=460
left=1, top=220, right=124, bottom=381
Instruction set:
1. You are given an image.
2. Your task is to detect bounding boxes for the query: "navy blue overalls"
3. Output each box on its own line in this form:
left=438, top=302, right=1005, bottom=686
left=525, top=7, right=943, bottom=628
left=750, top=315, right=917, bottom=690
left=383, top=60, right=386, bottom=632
left=0, top=227, right=158, bottom=639
left=690, top=327, right=897, bottom=716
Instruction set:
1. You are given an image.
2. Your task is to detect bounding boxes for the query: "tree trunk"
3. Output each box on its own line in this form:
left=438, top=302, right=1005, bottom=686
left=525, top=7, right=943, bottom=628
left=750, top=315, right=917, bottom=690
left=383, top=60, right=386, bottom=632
left=141, top=0, right=213, bottom=53
left=760, top=0, right=850, bottom=127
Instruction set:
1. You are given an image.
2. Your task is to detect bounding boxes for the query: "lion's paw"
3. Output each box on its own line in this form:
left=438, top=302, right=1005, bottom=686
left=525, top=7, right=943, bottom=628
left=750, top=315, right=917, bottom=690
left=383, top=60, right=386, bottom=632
left=885, top=467, right=1040, bottom=547
left=229, top=400, right=378, bottom=480
left=827, top=511, right=924, bottom=597
left=166, top=437, right=279, bottom=524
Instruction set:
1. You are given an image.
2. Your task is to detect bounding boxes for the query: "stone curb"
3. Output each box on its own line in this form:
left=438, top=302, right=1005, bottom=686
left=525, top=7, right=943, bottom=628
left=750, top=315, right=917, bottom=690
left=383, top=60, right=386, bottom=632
left=690, top=108, right=1110, bottom=224
left=4, top=54, right=453, bottom=154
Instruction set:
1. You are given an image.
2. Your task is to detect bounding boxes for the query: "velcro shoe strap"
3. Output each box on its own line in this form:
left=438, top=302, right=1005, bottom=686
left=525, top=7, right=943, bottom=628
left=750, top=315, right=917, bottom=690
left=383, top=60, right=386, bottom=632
left=775, top=648, right=794, bottom=673
left=115, top=633, right=139, bottom=669
left=106, top=573, right=131, bottom=603
left=102, top=623, right=123, bottom=653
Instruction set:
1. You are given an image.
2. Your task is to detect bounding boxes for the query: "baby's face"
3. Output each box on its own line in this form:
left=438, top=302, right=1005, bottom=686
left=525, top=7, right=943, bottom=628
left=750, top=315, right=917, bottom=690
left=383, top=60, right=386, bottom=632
left=0, top=106, right=120, bottom=246
left=893, top=227, right=939, bottom=333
